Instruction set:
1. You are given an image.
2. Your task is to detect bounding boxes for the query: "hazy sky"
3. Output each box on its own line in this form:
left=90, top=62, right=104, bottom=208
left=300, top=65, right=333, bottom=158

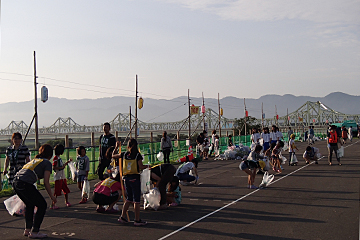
left=0, top=0, right=359, bottom=105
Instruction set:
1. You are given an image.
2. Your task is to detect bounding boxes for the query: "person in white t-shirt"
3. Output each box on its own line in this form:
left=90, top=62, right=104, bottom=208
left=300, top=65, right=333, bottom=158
left=251, top=128, right=261, bottom=145
left=261, top=127, right=271, bottom=151
left=176, top=160, right=199, bottom=185
left=209, top=130, right=217, bottom=156
left=214, top=135, right=220, bottom=157
left=276, top=127, right=283, bottom=142
left=270, top=125, right=277, bottom=145
left=348, top=126, right=353, bottom=142
left=288, top=134, right=299, bottom=166
left=51, top=144, right=72, bottom=209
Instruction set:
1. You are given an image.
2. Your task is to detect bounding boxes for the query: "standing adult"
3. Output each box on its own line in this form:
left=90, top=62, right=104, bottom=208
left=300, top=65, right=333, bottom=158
left=97, top=122, right=116, bottom=180
left=196, top=132, right=205, bottom=158
left=150, top=163, right=176, bottom=210
left=348, top=126, right=353, bottom=142
left=308, top=126, right=314, bottom=145
left=209, top=130, right=216, bottom=156
left=341, top=127, right=348, bottom=144
left=327, top=125, right=342, bottom=166
left=13, top=144, right=56, bottom=239
left=287, top=127, right=293, bottom=142
left=3, top=132, right=30, bottom=186
left=160, top=131, right=172, bottom=164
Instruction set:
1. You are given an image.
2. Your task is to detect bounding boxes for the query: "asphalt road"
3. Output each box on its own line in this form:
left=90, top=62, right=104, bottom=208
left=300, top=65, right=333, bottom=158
left=1, top=140, right=359, bottom=240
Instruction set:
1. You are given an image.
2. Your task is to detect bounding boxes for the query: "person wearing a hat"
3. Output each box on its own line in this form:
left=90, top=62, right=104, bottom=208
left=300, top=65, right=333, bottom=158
left=288, top=134, right=299, bottom=166
left=239, top=145, right=265, bottom=189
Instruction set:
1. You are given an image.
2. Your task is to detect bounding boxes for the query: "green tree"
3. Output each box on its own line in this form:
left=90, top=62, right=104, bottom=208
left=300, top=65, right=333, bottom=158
left=233, top=116, right=261, bottom=135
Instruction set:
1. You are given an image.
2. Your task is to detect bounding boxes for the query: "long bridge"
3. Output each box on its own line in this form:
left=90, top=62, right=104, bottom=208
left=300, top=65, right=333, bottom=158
left=0, top=101, right=359, bottom=137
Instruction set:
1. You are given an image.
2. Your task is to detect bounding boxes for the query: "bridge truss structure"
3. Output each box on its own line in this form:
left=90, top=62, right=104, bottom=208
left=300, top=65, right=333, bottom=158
left=0, top=101, right=359, bottom=136
left=257, top=101, right=360, bottom=128
left=0, top=108, right=234, bottom=136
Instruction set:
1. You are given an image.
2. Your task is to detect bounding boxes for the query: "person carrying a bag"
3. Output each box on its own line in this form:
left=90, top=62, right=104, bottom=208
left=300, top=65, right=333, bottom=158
left=327, top=125, right=342, bottom=166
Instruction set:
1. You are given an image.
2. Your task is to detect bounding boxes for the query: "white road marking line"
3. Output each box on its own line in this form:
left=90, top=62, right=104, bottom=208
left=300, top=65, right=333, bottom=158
left=158, top=141, right=358, bottom=240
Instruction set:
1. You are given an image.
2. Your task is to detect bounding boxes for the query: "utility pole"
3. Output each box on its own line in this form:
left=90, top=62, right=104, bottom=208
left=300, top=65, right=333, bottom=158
left=129, top=106, right=132, bottom=138
left=218, top=93, right=221, bottom=137
left=287, top=108, right=289, bottom=126
left=188, top=89, right=191, bottom=143
left=275, top=105, right=278, bottom=126
left=202, top=92, right=205, bottom=132
left=261, top=102, right=264, bottom=129
left=135, top=75, right=138, bottom=140
left=244, top=98, right=247, bottom=136
left=33, top=51, right=39, bottom=150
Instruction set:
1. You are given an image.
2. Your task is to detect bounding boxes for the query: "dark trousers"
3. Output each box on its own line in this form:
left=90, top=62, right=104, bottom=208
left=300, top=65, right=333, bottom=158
left=13, top=180, right=47, bottom=232
left=328, top=144, right=340, bottom=163
left=97, top=160, right=110, bottom=180
left=158, top=164, right=176, bottom=205
left=163, top=148, right=171, bottom=164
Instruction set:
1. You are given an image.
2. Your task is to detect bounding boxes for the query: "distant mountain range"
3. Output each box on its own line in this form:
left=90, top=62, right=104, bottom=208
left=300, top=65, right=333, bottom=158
left=0, top=92, right=359, bottom=129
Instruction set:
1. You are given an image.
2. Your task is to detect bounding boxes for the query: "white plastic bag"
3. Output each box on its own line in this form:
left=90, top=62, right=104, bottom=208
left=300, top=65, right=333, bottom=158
left=157, top=152, right=164, bottom=162
left=82, top=180, right=90, bottom=199
left=282, top=144, right=289, bottom=151
left=290, top=154, right=298, bottom=164
left=140, top=169, right=151, bottom=194
left=250, top=143, right=256, bottom=151
left=280, top=154, right=287, bottom=164
left=263, top=157, right=271, bottom=171
left=337, top=146, right=344, bottom=158
left=143, top=188, right=161, bottom=210
left=4, top=195, right=26, bottom=216
left=259, top=172, right=275, bottom=188
left=68, top=161, right=77, bottom=181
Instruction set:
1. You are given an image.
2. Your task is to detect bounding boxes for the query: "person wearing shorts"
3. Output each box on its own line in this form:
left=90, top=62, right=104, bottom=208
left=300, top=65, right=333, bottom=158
left=112, top=139, right=149, bottom=226
left=239, top=146, right=265, bottom=190
left=51, top=144, right=72, bottom=209
left=93, top=174, right=123, bottom=214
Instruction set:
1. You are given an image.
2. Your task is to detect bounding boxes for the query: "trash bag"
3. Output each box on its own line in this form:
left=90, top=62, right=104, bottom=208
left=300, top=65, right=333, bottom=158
left=2, top=174, right=9, bottom=190
left=290, top=154, right=298, bottom=164
left=282, top=144, right=289, bottom=151
left=250, top=143, right=256, bottom=151
left=68, top=161, right=77, bottom=181
left=4, top=195, right=26, bottom=216
left=263, top=157, right=271, bottom=171
left=157, top=152, right=164, bottom=162
left=143, top=188, right=161, bottom=210
left=337, top=146, right=344, bottom=158
left=280, top=154, right=287, bottom=164
left=82, top=180, right=90, bottom=199
left=140, top=169, right=151, bottom=194
left=259, top=172, right=275, bottom=188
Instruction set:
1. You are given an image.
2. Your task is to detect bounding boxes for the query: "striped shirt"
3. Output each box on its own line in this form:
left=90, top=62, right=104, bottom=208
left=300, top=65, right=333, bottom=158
left=6, top=145, right=30, bottom=184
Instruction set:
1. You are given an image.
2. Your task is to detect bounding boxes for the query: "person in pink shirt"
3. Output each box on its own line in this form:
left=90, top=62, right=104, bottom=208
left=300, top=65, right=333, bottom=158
left=92, top=174, right=123, bottom=214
